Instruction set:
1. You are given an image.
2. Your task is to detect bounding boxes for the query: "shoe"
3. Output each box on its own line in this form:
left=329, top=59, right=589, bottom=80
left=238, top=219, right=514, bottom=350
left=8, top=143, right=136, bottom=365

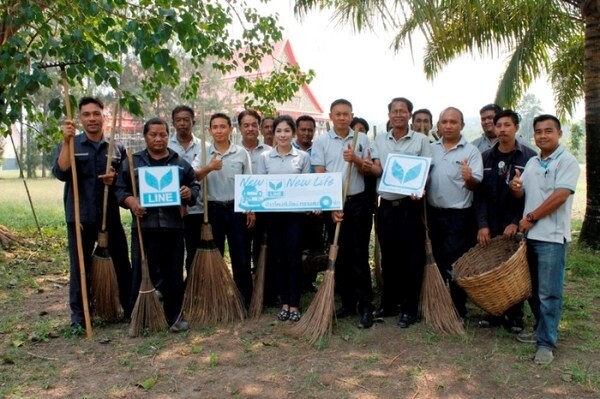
left=357, top=310, right=374, bottom=329
left=478, top=315, right=503, bottom=328
left=373, top=307, right=399, bottom=318
left=169, top=317, right=189, bottom=333
left=398, top=313, right=416, bottom=328
left=155, top=290, right=164, bottom=301
left=277, top=309, right=290, bottom=321
left=534, top=347, right=554, bottom=365
left=506, top=318, right=525, bottom=334
left=516, top=330, right=537, bottom=344
left=289, top=311, right=301, bottom=322
left=335, top=306, right=354, bottom=319
left=69, top=322, right=85, bottom=336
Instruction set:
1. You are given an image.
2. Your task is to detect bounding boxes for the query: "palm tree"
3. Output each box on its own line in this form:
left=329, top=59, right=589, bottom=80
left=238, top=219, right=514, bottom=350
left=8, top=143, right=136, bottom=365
left=294, top=0, right=600, bottom=248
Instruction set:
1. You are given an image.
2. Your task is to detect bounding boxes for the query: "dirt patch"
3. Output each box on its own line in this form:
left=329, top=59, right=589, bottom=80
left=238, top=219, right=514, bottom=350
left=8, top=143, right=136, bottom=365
left=2, top=270, right=598, bottom=399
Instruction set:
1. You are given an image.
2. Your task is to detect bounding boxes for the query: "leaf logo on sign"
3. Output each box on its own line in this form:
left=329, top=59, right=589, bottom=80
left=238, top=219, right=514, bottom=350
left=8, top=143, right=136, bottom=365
left=269, top=181, right=283, bottom=190
left=391, top=161, right=422, bottom=184
left=145, top=169, right=173, bottom=191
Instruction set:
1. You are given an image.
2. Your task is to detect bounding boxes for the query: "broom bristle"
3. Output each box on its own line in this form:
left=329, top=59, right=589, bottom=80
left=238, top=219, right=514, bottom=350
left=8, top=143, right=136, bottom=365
left=128, top=260, right=168, bottom=337
left=288, top=269, right=335, bottom=344
left=91, top=252, right=122, bottom=321
left=421, top=239, right=465, bottom=335
left=182, top=223, right=246, bottom=324
left=249, top=242, right=267, bottom=319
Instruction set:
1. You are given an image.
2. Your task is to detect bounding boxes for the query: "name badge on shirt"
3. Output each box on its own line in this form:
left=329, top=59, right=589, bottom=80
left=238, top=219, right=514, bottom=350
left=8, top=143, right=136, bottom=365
left=139, top=166, right=181, bottom=207
left=378, top=154, right=431, bottom=197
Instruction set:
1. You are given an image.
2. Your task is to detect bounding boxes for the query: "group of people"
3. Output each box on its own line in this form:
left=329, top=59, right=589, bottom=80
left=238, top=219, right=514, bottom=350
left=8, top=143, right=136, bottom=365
left=54, top=96, right=579, bottom=366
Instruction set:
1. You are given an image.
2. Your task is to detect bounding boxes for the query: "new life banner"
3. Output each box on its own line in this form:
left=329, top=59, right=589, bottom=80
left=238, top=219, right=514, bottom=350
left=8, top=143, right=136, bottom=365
left=138, top=166, right=181, bottom=208
left=378, top=154, right=431, bottom=197
left=234, top=172, right=343, bottom=212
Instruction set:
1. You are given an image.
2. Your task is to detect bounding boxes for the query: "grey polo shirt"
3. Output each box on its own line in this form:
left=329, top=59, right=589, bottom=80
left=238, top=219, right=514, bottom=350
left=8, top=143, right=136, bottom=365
left=472, top=135, right=497, bottom=153
left=256, top=146, right=311, bottom=175
left=192, top=142, right=252, bottom=202
left=244, top=142, right=272, bottom=173
left=311, top=129, right=370, bottom=196
left=168, top=134, right=205, bottom=214
left=371, top=130, right=433, bottom=200
left=522, top=145, right=580, bottom=243
left=427, top=136, right=483, bottom=209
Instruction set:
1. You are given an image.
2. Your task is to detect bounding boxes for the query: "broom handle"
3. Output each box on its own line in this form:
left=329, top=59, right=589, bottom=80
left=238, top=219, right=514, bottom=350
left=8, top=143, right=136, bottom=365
left=100, top=100, right=119, bottom=232
left=127, top=151, right=146, bottom=264
left=331, top=129, right=361, bottom=247
left=200, top=108, right=209, bottom=224
left=62, top=67, right=93, bottom=340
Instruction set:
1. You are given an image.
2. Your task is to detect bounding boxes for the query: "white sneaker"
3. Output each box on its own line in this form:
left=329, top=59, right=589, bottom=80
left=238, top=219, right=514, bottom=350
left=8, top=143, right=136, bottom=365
left=534, top=347, right=553, bottom=365
left=516, top=330, right=537, bottom=344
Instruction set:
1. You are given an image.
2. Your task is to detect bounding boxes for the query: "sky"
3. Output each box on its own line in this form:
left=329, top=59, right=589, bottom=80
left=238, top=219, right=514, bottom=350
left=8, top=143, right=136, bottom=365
left=260, top=2, right=583, bottom=127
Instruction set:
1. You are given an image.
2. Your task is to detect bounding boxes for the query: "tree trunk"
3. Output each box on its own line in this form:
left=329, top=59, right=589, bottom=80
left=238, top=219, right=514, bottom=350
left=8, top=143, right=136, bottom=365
left=580, top=1, right=600, bottom=249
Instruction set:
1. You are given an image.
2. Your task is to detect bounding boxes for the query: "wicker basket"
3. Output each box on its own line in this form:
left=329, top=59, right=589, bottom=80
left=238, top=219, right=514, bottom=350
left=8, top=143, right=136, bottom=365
left=452, top=236, right=530, bottom=316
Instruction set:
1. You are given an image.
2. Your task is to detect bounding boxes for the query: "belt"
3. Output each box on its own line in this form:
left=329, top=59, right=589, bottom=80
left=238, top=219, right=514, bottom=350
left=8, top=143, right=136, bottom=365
left=380, top=197, right=411, bottom=207
left=345, top=192, right=365, bottom=202
left=208, top=200, right=234, bottom=207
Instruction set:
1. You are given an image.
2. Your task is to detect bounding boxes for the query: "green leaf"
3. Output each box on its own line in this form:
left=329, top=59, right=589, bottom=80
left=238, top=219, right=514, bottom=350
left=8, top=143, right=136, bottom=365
left=136, top=376, right=157, bottom=390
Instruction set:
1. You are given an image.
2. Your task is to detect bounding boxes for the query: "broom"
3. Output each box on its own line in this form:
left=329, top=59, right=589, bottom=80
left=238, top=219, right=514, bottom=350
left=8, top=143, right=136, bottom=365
left=182, top=110, right=245, bottom=324
left=420, top=200, right=465, bottom=335
left=249, top=232, right=268, bottom=319
left=90, top=101, right=121, bottom=321
left=127, top=151, right=168, bottom=337
left=289, top=132, right=360, bottom=344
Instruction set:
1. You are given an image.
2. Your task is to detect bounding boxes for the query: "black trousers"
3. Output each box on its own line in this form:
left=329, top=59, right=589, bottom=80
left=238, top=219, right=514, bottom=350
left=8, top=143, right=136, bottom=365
left=376, top=198, right=425, bottom=317
left=326, top=192, right=373, bottom=313
left=183, top=213, right=203, bottom=274
left=427, top=206, right=477, bottom=317
left=208, top=202, right=253, bottom=306
left=67, top=220, right=132, bottom=324
left=130, top=229, right=184, bottom=325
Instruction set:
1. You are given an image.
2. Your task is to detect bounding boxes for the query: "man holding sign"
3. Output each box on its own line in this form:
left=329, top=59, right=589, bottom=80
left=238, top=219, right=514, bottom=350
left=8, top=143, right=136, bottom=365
left=369, top=97, right=432, bottom=328
left=115, top=118, right=199, bottom=332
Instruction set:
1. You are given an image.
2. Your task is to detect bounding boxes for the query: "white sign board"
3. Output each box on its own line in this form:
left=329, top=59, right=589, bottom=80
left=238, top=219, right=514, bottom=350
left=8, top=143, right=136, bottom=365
left=234, top=172, right=343, bottom=212
left=138, top=166, right=181, bottom=208
left=378, top=154, right=431, bottom=197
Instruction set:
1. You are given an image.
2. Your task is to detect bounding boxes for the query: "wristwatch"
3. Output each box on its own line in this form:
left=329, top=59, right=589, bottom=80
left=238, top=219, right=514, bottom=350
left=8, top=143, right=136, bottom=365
left=525, top=213, right=536, bottom=223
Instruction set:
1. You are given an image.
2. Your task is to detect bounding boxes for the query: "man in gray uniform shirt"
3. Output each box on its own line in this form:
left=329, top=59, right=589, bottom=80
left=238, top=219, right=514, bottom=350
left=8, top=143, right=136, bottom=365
left=311, top=98, right=374, bottom=329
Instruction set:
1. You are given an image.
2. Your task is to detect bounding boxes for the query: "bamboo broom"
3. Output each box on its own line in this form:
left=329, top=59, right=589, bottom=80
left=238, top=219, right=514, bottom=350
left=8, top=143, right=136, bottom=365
left=420, top=200, right=465, bottom=335
left=127, top=151, right=168, bottom=337
left=62, top=66, right=93, bottom=340
left=90, top=100, right=121, bottom=321
left=289, top=130, right=360, bottom=344
left=182, top=109, right=245, bottom=324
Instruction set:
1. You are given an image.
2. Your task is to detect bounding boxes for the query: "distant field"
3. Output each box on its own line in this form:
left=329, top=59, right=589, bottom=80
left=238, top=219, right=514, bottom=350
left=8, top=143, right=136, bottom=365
left=0, top=164, right=588, bottom=231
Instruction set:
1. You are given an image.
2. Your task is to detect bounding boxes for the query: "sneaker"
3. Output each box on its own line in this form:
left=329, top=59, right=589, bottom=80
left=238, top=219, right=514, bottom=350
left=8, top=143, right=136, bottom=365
left=516, top=330, right=537, bottom=344
left=397, top=313, right=416, bottom=329
left=169, top=318, right=189, bottom=333
left=506, top=318, right=525, bottom=334
left=357, top=310, right=374, bottom=329
left=534, top=347, right=554, bottom=365
left=478, top=315, right=503, bottom=328
left=69, top=322, right=85, bottom=336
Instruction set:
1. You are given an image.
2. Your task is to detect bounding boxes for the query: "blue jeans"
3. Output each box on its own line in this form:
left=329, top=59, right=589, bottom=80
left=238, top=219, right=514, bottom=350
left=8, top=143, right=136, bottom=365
left=527, top=239, right=567, bottom=349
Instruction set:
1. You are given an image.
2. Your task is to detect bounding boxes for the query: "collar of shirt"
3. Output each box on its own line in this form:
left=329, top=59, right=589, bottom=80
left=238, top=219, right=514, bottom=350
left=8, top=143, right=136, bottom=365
left=292, top=139, right=311, bottom=152
left=434, top=134, right=468, bottom=150
left=209, top=141, right=237, bottom=157
left=269, top=146, right=299, bottom=158
left=385, top=129, right=415, bottom=142
left=535, top=144, right=565, bottom=164
left=168, top=134, right=198, bottom=149
left=327, top=128, right=355, bottom=140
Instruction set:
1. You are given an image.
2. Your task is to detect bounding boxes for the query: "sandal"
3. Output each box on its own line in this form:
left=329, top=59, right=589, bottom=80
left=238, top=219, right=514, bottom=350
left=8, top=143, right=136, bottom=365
left=277, top=309, right=290, bottom=321
left=289, top=311, right=301, bottom=322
